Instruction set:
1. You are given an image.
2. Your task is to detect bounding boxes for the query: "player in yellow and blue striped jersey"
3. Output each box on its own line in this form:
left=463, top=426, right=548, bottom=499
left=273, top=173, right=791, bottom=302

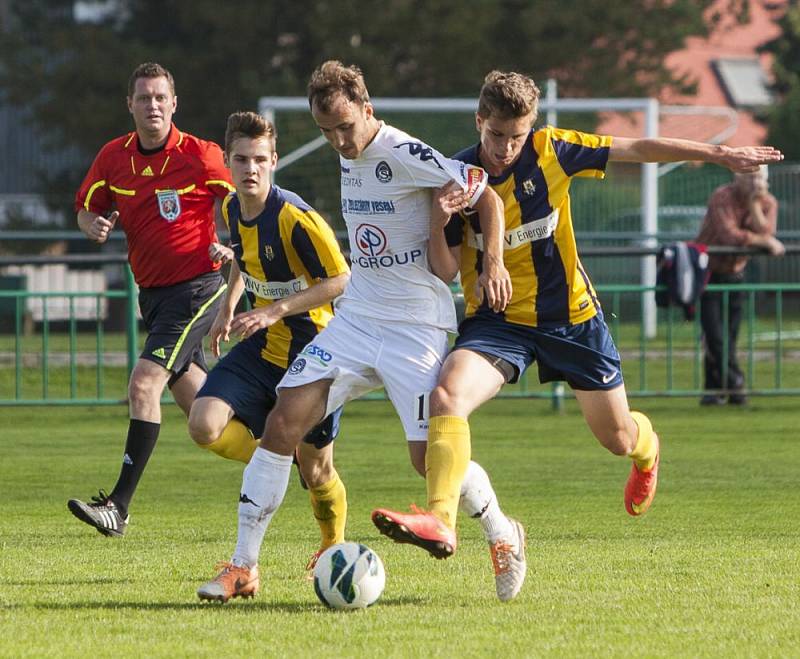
left=188, top=112, right=350, bottom=602
left=415, top=70, right=783, bottom=541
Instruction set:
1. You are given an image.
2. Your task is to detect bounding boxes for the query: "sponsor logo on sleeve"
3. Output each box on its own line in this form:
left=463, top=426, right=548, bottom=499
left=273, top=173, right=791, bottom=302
left=465, top=166, right=485, bottom=198
left=394, top=141, right=444, bottom=170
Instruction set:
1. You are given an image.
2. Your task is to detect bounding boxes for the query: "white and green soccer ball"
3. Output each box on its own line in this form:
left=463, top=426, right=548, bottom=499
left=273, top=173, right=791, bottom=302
left=313, top=542, right=385, bottom=610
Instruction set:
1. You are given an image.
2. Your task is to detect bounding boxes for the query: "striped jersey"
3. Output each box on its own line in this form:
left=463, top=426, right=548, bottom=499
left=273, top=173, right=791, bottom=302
left=222, top=185, right=349, bottom=369
left=75, top=124, right=234, bottom=288
left=446, top=126, right=612, bottom=328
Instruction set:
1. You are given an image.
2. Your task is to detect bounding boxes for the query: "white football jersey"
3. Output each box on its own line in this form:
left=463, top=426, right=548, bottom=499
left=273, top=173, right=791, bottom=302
left=337, top=123, right=487, bottom=330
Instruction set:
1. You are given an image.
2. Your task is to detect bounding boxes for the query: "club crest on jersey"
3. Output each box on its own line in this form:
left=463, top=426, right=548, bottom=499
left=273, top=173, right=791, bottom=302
left=521, top=179, right=536, bottom=196
left=264, top=245, right=274, bottom=260
left=375, top=160, right=393, bottom=183
left=156, top=189, right=181, bottom=222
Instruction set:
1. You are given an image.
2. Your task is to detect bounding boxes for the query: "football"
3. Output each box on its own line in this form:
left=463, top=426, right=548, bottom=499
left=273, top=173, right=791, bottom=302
left=313, top=542, right=386, bottom=610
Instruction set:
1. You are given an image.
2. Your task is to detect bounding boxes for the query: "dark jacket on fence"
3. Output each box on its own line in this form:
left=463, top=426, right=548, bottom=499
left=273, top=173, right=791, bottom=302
left=655, top=241, right=710, bottom=321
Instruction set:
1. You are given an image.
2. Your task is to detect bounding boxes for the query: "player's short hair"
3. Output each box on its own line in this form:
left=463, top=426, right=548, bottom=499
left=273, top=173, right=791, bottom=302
left=224, top=111, right=277, bottom=154
left=478, top=71, right=540, bottom=121
left=307, top=60, right=370, bottom=112
left=127, top=62, right=176, bottom=97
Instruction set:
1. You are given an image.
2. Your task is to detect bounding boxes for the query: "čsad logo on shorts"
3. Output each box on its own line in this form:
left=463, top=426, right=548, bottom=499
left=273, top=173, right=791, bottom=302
left=156, top=189, right=181, bottom=222
left=355, top=223, right=387, bottom=256
left=375, top=160, right=393, bottom=183
left=301, top=344, right=333, bottom=367
left=288, top=358, right=306, bottom=374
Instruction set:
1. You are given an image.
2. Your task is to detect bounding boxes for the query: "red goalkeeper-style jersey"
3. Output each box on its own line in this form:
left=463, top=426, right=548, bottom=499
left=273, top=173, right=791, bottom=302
left=75, top=124, right=234, bottom=288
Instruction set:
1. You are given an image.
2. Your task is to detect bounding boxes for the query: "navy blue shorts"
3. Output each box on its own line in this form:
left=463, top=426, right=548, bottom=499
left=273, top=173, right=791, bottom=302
left=453, top=312, right=624, bottom=391
left=138, top=271, right=226, bottom=382
left=196, top=330, right=341, bottom=448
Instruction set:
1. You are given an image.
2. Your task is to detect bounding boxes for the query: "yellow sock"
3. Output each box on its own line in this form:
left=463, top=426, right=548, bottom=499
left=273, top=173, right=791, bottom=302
left=629, top=411, right=657, bottom=471
left=426, top=415, right=471, bottom=530
left=203, top=418, right=258, bottom=464
left=309, top=471, right=347, bottom=549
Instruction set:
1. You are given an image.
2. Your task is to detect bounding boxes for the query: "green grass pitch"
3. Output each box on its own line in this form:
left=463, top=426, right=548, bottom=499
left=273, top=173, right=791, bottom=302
left=1, top=397, right=798, bottom=657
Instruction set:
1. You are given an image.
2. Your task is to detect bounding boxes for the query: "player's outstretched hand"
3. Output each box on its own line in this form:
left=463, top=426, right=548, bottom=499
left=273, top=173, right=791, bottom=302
left=432, top=183, right=469, bottom=232
left=209, top=242, right=234, bottom=264
left=722, top=145, right=784, bottom=172
left=89, top=211, right=118, bottom=244
left=229, top=306, right=280, bottom=340
left=476, top=257, right=512, bottom=313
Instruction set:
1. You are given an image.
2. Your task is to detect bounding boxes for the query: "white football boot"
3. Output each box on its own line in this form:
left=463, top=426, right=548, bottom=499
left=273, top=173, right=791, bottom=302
left=490, top=518, right=526, bottom=602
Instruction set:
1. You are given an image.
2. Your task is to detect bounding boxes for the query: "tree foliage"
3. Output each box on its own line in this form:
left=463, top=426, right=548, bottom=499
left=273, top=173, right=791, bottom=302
left=0, top=0, right=715, bottom=221
left=762, top=3, right=800, bottom=160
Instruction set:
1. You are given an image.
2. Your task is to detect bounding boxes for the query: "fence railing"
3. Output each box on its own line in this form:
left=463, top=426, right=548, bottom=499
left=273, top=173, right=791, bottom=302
left=1, top=250, right=798, bottom=406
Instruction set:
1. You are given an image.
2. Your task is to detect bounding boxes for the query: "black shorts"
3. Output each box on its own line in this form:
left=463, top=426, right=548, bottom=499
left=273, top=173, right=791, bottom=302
left=138, top=271, right=226, bottom=382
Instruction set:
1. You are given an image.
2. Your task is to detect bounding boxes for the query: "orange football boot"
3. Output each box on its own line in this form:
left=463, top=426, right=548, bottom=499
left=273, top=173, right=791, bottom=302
left=624, top=435, right=660, bottom=516
left=371, top=504, right=456, bottom=559
left=197, top=562, right=260, bottom=603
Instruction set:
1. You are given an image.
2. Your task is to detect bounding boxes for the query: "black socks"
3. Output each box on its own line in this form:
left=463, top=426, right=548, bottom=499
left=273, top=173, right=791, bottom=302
left=109, top=419, right=160, bottom=517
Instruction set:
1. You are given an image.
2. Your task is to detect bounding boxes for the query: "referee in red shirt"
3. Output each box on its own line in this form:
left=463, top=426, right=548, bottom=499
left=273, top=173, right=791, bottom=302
left=68, top=62, right=234, bottom=536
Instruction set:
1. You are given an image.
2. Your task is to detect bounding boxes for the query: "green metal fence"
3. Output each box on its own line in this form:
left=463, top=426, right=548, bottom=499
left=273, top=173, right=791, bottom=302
left=1, top=273, right=798, bottom=406
left=0, top=264, right=139, bottom=405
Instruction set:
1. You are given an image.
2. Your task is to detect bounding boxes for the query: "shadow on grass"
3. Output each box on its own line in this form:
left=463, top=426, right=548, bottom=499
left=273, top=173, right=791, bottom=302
left=2, top=577, right=134, bottom=586
left=0, top=596, right=424, bottom=612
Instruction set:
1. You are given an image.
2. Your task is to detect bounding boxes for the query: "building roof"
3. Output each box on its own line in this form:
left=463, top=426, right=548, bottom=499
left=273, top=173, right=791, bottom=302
left=597, top=0, right=788, bottom=146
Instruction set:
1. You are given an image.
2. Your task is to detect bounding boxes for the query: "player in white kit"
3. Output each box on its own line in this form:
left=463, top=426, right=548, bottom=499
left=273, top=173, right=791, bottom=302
left=197, top=61, right=526, bottom=603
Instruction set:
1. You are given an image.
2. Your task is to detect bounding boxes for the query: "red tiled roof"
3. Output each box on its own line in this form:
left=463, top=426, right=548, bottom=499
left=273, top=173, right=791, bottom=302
left=596, top=0, right=787, bottom=146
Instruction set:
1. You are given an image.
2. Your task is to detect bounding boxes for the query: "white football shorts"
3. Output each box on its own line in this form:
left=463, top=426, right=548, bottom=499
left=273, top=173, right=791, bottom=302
left=277, top=310, right=448, bottom=441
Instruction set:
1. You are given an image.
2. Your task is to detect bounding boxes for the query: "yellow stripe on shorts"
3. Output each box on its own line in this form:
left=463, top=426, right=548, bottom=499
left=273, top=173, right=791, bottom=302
left=166, top=282, right=228, bottom=370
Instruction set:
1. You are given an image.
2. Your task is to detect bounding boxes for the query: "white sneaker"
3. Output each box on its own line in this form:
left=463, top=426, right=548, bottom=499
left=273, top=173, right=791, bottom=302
left=490, top=518, right=526, bottom=602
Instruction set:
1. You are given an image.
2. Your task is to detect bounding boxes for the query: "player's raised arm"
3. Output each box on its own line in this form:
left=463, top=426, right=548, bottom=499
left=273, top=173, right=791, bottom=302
left=609, top=137, right=784, bottom=173
left=429, top=183, right=466, bottom=284
left=472, top=186, right=511, bottom=312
